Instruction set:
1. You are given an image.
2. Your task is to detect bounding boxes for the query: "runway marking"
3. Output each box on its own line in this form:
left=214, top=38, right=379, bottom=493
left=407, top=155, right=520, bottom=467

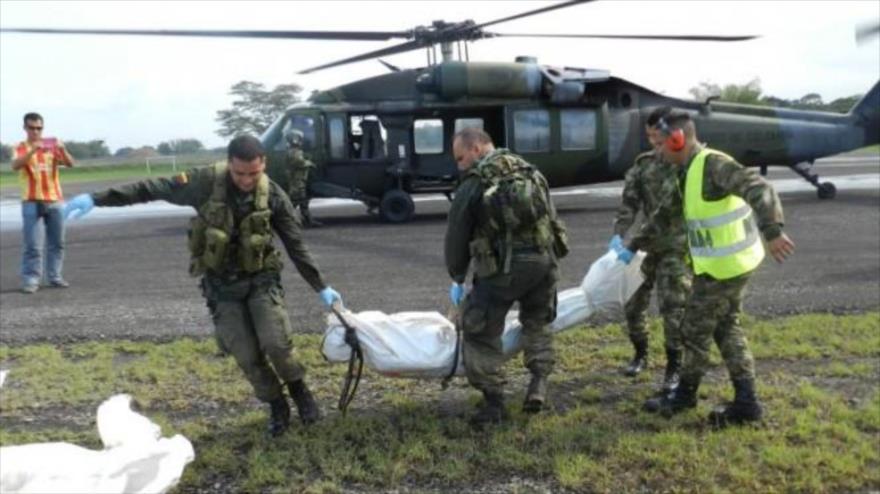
left=1, top=173, right=877, bottom=231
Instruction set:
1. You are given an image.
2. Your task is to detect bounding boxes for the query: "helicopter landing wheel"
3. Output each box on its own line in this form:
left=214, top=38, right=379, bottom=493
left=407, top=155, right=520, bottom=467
left=817, top=182, right=836, bottom=200
left=379, top=189, right=415, bottom=223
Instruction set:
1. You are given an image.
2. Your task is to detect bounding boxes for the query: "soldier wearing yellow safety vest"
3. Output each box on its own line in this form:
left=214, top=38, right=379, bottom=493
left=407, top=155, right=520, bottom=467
left=621, top=109, right=795, bottom=427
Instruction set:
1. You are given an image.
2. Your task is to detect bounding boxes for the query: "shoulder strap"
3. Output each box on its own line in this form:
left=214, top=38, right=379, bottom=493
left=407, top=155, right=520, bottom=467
left=210, top=161, right=228, bottom=203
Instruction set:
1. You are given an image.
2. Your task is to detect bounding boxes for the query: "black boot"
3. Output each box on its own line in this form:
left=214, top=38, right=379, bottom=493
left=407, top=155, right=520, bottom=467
left=288, top=380, right=322, bottom=425
left=522, top=375, right=548, bottom=414
left=623, top=338, right=648, bottom=377
left=643, top=375, right=700, bottom=417
left=470, top=391, right=509, bottom=428
left=708, top=378, right=764, bottom=428
left=662, top=348, right=681, bottom=393
left=267, top=397, right=291, bottom=437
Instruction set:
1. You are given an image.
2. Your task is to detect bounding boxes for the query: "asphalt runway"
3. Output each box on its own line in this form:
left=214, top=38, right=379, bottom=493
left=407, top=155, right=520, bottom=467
left=1, top=157, right=878, bottom=344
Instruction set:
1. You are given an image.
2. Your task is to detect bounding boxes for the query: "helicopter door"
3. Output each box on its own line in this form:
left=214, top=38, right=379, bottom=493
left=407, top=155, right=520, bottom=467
left=318, top=113, right=390, bottom=202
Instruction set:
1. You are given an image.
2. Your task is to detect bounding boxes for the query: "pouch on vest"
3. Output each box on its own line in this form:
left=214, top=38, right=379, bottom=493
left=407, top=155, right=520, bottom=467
left=202, top=227, right=229, bottom=272
left=469, top=236, right=499, bottom=278
left=187, top=216, right=207, bottom=256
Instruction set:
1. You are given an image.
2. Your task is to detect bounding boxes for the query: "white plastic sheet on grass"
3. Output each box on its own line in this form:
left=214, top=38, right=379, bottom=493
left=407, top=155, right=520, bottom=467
left=322, top=249, right=646, bottom=379
left=0, top=394, right=195, bottom=494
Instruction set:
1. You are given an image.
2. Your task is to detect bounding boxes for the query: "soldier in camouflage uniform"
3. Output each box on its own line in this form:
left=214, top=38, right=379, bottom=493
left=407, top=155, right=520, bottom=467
left=611, top=106, right=690, bottom=393
left=445, top=128, right=569, bottom=427
left=64, top=135, right=345, bottom=437
left=622, top=111, right=795, bottom=427
left=284, top=129, right=320, bottom=227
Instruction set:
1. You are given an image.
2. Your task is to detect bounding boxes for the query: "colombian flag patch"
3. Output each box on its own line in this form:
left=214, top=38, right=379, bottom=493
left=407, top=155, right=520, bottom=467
left=173, top=172, right=188, bottom=186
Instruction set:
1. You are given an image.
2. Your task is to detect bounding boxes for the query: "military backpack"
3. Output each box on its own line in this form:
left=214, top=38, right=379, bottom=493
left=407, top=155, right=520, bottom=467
left=469, top=149, right=569, bottom=277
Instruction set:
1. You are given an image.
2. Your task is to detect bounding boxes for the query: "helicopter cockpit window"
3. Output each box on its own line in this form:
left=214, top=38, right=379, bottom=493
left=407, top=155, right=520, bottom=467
left=560, top=109, right=597, bottom=151
left=277, top=114, right=317, bottom=152
left=328, top=117, right=346, bottom=159
left=513, top=110, right=550, bottom=153
left=454, top=118, right=484, bottom=133
left=414, top=119, right=444, bottom=154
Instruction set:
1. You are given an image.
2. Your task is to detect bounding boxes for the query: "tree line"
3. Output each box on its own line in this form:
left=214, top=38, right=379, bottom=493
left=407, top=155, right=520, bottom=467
left=0, top=138, right=214, bottom=163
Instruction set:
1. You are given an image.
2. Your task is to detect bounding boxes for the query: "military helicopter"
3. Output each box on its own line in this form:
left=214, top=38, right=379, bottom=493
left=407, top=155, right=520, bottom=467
left=3, top=0, right=878, bottom=223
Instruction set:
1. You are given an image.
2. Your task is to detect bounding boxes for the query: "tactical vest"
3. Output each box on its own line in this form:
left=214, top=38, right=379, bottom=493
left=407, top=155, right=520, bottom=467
left=187, top=162, right=281, bottom=277
left=467, top=149, right=568, bottom=278
left=684, top=148, right=765, bottom=280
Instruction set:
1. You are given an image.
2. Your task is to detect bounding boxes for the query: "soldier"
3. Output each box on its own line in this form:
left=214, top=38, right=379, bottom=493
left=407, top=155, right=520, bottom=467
left=610, top=106, right=690, bottom=393
left=284, top=129, right=320, bottom=227
left=621, top=110, right=795, bottom=427
left=63, top=135, right=344, bottom=437
left=446, top=128, right=569, bottom=427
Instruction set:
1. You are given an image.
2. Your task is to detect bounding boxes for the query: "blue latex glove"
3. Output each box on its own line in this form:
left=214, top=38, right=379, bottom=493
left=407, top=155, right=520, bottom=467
left=617, top=247, right=635, bottom=265
left=449, top=282, right=465, bottom=307
left=64, top=193, right=95, bottom=220
left=608, top=234, right=624, bottom=252
left=319, top=286, right=342, bottom=307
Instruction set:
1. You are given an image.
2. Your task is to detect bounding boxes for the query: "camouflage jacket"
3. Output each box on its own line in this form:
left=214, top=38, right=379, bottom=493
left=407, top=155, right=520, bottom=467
left=444, top=148, right=561, bottom=283
left=629, top=145, right=785, bottom=253
left=92, top=166, right=327, bottom=291
left=613, top=150, right=687, bottom=254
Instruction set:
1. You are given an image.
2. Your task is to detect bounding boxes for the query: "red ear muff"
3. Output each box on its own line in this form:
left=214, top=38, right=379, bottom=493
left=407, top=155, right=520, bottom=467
left=666, top=128, right=685, bottom=152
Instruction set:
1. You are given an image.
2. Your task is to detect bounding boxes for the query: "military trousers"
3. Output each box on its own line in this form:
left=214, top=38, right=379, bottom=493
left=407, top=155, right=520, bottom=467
left=623, top=250, right=691, bottom=351
left=460, top=252, right=558, bottom=395
left=202, top=271, right=306, bottom=402
left=679, top=272, right=755, bottom=383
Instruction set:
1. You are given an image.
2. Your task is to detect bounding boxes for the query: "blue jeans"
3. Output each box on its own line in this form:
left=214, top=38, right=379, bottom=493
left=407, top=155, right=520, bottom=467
left=21, top=201, right=65, bottom=287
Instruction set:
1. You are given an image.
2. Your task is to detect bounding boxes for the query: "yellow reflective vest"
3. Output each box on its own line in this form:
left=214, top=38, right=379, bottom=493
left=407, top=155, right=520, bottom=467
left=683, top=148, right=765, bottom=280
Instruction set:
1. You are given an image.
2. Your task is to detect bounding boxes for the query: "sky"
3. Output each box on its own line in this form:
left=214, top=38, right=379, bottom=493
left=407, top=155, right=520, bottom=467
left=1, top=0, right=878, bottom=151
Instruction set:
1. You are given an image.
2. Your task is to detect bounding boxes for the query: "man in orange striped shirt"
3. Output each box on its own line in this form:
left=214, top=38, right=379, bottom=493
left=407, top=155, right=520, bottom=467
left=12, top=112, right=75, bottom=294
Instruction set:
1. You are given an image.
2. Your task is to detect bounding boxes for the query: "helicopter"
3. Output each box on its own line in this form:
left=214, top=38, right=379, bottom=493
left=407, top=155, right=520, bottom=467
left=3, top=0, right=878, bottom=223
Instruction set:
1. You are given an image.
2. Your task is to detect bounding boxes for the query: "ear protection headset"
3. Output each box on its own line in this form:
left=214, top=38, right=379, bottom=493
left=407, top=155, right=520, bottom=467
left=655, top=117, right=686, bottom=152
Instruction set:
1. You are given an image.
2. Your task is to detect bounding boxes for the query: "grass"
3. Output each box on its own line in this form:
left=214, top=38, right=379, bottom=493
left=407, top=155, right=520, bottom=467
left=0, top=153, right=223, bottom=189
left=1, top=312, right=878, bottom=493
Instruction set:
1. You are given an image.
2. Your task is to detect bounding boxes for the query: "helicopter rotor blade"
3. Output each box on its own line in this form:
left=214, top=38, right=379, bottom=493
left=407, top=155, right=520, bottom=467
left=472, top=0, right=595, bottom=31
left=855, top=22, right=880, bottom=45
left=298, top=39, right=424, bottom=74
left=492, top=33, right=759, bottom=42
left=0, top=27, right=410, bottom=42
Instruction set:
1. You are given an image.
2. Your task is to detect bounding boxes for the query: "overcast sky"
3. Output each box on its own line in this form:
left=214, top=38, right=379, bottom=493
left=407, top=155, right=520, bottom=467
left=1, top=0, right=878, bottom=151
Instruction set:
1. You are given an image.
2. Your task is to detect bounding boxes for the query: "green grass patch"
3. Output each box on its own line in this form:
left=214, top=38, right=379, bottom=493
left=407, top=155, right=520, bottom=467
left=1, top=312, right=878, bottom=492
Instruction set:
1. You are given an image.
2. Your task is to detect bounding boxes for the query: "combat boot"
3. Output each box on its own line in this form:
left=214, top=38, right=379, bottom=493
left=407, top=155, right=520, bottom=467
left=522, top=375, right=548, bottom=414
left=708, top=378, right=764, bottom=428
left=643, top=375, right=700, bottom=418
left=267, top=397, right=291, bottom=437
left=662, top=348, right=682, bottom=393
left=470, top=391, right=509, bottom=428
left=623, top=338, right=648, bottom=377
left=288, top=380, right=322, bottom=425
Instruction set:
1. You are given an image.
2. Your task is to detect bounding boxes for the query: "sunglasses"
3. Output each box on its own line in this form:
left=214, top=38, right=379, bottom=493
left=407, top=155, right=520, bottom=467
left=26, top=125, right=43, bottom=131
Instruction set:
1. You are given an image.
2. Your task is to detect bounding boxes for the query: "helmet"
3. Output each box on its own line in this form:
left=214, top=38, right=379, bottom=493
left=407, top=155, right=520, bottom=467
left=284, top=129, right=304, bottom=148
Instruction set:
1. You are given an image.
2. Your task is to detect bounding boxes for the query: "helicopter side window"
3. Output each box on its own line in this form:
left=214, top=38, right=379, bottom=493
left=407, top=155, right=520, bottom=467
left=560, top=109, right=597, bottom=151
left=328, top=117, right=346, bottom=159
left=414, top=119, right=444, bottom=154
left=454, top=118, right=484, bottom=133
left=277, top=114, right=317, bottom=152
left=513, top=110, right=550, bottom=153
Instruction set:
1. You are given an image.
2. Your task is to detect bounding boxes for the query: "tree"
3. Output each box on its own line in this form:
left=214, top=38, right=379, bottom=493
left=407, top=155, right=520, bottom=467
left=64, top=140, right=110, bottom=159
left=157, top=138, right=204, bottom=155
left=690, top=78, right=764, bottom=105
left=215, top=80, right=303, bottom=138
left=114, top=146, right=135, bottom=157
left=0, top=143, right=12, bottom=162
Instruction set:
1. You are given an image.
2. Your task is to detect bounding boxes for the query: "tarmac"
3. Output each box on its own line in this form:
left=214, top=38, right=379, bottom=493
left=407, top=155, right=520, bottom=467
left=1, top=157, right=877, bottom=344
